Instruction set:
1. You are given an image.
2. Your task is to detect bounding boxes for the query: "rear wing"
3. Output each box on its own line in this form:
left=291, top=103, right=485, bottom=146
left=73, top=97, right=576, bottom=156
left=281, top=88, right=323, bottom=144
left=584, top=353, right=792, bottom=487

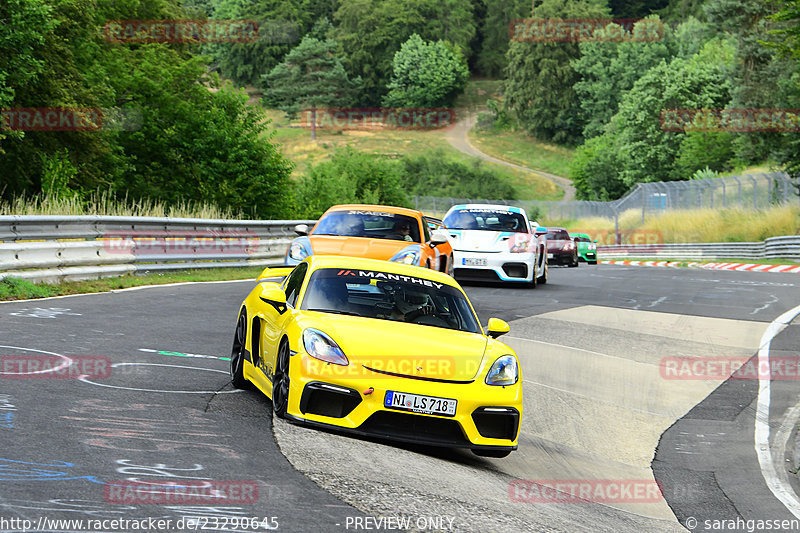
left=257, top=266, right=295, bottom=282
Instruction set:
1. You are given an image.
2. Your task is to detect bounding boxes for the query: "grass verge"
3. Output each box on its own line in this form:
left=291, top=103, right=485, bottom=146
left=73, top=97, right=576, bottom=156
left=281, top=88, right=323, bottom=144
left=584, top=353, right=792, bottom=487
left=0, top=267, right=265, bottom=302
left=552, top=205, right=800, bottom=243
left=469, top=128, right=575, bottom=178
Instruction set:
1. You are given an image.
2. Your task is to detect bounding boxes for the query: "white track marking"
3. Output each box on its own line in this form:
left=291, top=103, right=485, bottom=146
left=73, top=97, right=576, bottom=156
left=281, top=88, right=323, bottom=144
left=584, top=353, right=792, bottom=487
left=756, top=304, right=800, bottom=518
left=0, top=345, right=72, bottom=375
left=79, top=362, right=243, bottom=394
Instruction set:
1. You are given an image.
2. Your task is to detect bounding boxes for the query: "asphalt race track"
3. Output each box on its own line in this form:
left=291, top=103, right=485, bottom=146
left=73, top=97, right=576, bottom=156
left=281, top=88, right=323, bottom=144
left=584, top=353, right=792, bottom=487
left=2, top=265, right=800, bottom=532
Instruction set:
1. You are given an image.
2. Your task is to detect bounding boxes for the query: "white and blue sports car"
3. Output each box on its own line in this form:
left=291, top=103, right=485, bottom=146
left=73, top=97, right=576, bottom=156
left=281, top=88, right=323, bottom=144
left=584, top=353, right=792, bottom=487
left=442, top=204, right=547, bottom=286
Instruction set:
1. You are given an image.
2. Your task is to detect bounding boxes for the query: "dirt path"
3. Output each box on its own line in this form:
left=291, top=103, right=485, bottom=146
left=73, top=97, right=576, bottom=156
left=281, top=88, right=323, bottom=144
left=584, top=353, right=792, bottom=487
left=445, top=112, right=576, bottom=201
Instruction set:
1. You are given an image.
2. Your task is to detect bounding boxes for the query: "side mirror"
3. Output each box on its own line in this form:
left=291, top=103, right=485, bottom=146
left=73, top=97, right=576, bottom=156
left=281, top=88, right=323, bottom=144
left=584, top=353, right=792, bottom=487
left=294, top=224, right=309, bottom=236
left=534, top=226, right=547, bottom=237
left=259, top=282, right=287, bottom=314
left=430, top=230, right=449, bottom=246
left=594, top=240, right=598, bottom=243
left=486, top=317, right=510, bottom=339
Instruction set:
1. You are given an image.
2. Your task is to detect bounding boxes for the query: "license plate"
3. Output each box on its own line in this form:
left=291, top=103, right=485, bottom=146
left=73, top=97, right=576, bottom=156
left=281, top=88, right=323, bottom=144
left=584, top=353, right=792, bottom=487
left=547, top=253, right=554, bottom=259
left=384, top=390, right=457, bottom=417
left=462, top=257, right=487, bottom=266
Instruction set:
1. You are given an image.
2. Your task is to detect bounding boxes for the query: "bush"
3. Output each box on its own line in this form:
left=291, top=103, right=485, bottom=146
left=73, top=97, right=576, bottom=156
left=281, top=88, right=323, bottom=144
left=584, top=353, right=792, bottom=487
left=293, top=148, right=520, bottom=217
left=293, top=148, right=409, bottom=218
left=400, top=151, right=518, bottom=199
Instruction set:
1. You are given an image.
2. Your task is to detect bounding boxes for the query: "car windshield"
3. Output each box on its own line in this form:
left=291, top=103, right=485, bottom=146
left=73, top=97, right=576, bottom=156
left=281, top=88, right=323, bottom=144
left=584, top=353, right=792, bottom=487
left=573, top=236, right=592, bottom=243
left=312, top=210, right=421, bottom=242
left=443, top=208, right=527, bottom=233
left=301, top=268, right=480, bottom=333
left=547, top=230, right=571, bottom=240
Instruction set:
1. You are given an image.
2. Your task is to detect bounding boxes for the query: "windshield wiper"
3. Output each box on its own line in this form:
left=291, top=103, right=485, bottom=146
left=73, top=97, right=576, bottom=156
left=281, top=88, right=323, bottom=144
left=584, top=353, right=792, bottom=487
left=306, top=308, right=363, bottom=317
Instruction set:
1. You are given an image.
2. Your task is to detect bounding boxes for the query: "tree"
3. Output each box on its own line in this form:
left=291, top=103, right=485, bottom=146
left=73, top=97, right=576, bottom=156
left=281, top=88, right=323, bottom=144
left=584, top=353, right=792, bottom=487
left=569, top=134, right=627, bottom=200
left=334, top=0, right=476, bottom=105
left=0, top=0, right=295, bottom=217
left=261, top=35, right=361, bottom=140
left=503, top=0, right=610, bottom=145
left=293, top=148, right=409, bottom=218
left=769, top=1, right=800, bottom=189
left=706, top=0, right=788, bottom=164
left=572, top=17, right=671, bottom=139
left=613, top=38, right=736, bottom=185
left=608, top=0, right=669, bottom=17
left=205, top=0, right=336, bottom=87
left=474, top=0, right=529, bottom=77
left=383, top=34, right=469, bottom=108
left=674, top=131, right=736, bottom=176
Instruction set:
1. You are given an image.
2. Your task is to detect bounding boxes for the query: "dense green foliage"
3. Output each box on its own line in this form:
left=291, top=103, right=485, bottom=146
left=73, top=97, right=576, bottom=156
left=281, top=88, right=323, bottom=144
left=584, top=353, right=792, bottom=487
left=504, top=0, right=610, bottom=145
left=293, top=148, right=519, bottom=218
left=4, top=0, right=800, bottom=213
left=1, top=0, right=293, bottom=218
left=383, top=34, right=469, bottom=107
left=261, top=33, right=360, bottom=139
left=333, top=0, right=477, bottom=105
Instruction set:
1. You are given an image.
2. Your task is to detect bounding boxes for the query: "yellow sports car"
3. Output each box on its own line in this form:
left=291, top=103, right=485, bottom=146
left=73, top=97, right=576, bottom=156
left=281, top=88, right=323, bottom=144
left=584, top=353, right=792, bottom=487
left=230, top=256, right=523, bottom=457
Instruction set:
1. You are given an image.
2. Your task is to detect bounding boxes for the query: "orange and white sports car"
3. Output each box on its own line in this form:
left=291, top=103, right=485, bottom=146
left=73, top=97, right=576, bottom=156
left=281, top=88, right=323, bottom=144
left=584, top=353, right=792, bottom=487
left=286, top=204, right=453, bottom=275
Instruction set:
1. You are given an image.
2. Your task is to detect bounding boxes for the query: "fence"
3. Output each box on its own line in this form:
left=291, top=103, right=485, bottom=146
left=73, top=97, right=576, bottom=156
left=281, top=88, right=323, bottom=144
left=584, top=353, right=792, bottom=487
left=1, top=215, right=798, bottom=283
left=414, top=171, right=798, bottom=220
left=0, top=215, right=315, bottom=283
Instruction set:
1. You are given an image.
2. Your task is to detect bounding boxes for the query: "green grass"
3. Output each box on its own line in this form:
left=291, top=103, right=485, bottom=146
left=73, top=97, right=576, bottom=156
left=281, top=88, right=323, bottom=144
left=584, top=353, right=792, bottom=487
left=0, top=267, right=265, bottom=301
left=469, top=128, right=575, bottom=177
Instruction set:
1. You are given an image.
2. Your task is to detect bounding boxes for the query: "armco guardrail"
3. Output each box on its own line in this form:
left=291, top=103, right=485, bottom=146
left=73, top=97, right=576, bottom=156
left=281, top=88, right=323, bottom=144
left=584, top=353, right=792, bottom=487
left=0, top=215, right=316, bottom=283
left=598, top=235, right=800, bottom=260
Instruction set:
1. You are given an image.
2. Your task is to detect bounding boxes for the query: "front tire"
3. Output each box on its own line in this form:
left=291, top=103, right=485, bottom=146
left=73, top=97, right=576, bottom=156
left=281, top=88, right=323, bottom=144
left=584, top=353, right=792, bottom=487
left=230, top=308, right=250, bottom=389
left=537, top=249, right=548, bottom=284
left=272, top=339, right=291, bottom=419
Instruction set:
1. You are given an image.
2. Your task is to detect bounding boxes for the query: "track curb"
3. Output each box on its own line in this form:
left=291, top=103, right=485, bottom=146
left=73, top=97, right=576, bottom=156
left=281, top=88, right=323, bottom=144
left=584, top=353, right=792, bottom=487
left=601, top=260, right=800, bottom=274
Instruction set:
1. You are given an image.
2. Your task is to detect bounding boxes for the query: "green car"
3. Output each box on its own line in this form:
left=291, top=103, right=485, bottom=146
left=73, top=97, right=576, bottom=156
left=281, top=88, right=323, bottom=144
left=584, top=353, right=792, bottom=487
left=570, top=233, right=598, bottom=264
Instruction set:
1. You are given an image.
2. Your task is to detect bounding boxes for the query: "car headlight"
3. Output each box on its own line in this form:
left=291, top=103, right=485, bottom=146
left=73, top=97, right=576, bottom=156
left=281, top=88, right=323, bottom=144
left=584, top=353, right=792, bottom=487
left=302, top=329, right=348, bottom=366
left=392, top=250, right=419, bottom=265
left=289, top=242, right=309, bottom=261
left=589, top=244, right=596, bottom=250
left=509, top=237, right=533, bottom=253
left=485, top=355, right=519, bottom=386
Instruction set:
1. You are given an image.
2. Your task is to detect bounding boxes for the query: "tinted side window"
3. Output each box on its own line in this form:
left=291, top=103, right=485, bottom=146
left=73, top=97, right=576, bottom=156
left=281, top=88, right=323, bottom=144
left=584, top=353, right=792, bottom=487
left=422, top=218, right=431, bottom=242
left=283, top=263, right=308, bottom=308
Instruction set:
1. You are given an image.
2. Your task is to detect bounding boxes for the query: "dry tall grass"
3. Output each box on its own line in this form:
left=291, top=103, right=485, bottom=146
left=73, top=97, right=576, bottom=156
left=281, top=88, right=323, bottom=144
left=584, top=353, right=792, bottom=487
left=562, top=205, right=800, bottom=243
left=0, top=191, right=246, bottom=219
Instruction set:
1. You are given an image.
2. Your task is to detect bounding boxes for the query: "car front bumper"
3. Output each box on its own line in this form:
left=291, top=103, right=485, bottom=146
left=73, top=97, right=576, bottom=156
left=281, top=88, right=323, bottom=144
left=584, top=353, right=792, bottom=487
left=451, top=250, right=536, bottom=283
left=285, top=354, right=523, bottom=451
